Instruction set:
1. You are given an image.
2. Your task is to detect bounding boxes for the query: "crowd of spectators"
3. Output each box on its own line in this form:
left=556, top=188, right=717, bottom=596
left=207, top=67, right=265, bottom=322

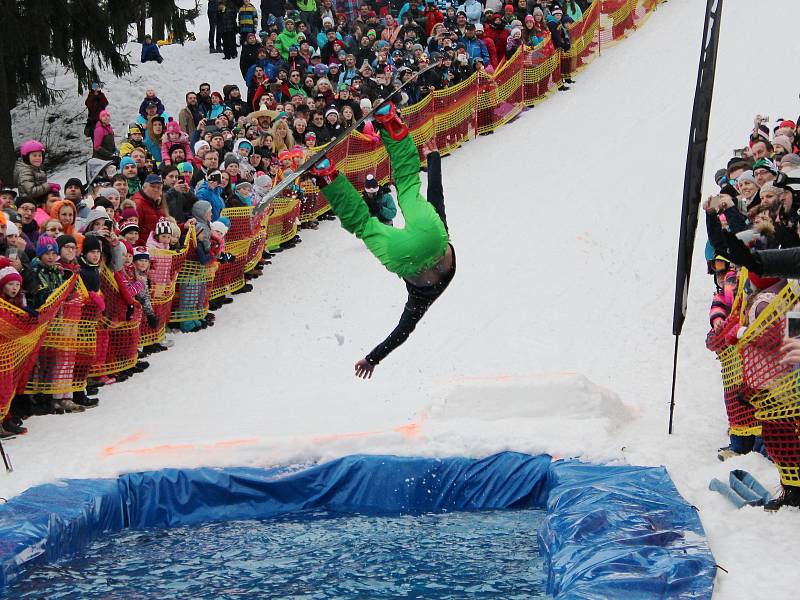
left=703, top=111, right=800, bottom=510
left=0, top=0, right=591, bottom=438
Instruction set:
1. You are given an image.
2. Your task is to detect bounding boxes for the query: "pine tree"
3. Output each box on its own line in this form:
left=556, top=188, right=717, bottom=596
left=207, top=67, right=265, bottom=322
left=0, top=0, right=196, bottom=184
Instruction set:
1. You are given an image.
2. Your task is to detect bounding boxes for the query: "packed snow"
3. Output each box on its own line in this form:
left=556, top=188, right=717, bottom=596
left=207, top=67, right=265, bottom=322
left=6, top=0, right=800, bottom=597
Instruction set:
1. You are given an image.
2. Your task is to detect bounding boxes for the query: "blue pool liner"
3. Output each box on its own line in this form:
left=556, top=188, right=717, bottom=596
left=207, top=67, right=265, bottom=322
left=0, top=452, right=716, bottom=598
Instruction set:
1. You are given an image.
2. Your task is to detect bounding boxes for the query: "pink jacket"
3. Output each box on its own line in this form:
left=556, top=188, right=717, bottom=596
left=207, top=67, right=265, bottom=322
left=160, top=126, right=194, bottom=165
left=93, top=121, right=115, bottom=151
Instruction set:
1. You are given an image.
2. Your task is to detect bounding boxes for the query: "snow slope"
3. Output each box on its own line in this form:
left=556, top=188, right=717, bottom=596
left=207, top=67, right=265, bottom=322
left=6, top=1, right=800, bottom=597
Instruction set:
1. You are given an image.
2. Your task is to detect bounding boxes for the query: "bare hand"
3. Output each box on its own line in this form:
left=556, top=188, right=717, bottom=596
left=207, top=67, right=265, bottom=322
left=718, top=195, right=734, bottom=211
left=780, top=337, right=800, bottom=366
left=354, top=358, right=375, bottom=379
left=185, top=217, right=197, bottom=228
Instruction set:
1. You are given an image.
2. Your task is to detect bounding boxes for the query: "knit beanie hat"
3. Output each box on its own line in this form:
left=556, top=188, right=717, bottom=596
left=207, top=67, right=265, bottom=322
left=224, top=153, right=239, bottom=168
left=121, top=206, right=139, bottom=220
left=119, top=156, right=137, bottom=170
left=364, top=174, right=380, bottom=190
left=119, top=218, right=139, bottom=235
left=56, top=234, right=77, bottom=250
left=133, top=246, right=150, bottom=261
left=81, top=235, right=102, bottom=255
left=100, top=187, right=121, bottom=200
left=194, top=140, right=211, bottom=154
left=752, top=158, right=778, bottom=174
left=780, top=154, right=800, bottom=169
left=35, top=235, right=58, bottom=257
left=773, top=135, right=793, bottom=154
left=154, top=218, right=172, bottom=237
left=737, top=170, right=756, bottom=186
left=210, top=221, right=229, bottom=236
left=0, top=264, right=22, bottom=289
left=5, top=221, right=19, bottom=236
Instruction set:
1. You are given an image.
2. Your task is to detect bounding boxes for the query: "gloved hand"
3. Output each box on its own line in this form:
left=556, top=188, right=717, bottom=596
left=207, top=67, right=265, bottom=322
left=88, top=291, right=106, bottom=312
left=23, top=305, right=39, bottom=318
left=309, top=157, right=337, bottom=187
left=723, top=230, right=763, bottom=272
left=126, top=304, right=135, bottom=321
left=146, top=313, right=159, bottom=329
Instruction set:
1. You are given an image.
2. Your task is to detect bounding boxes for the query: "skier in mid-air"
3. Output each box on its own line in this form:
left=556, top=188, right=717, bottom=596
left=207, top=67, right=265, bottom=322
left=310, top=102, right=455, bottom=379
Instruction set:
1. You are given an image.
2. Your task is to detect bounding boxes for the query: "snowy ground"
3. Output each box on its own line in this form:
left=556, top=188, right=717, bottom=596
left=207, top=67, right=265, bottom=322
left=6, top=0, right=800, bottom=597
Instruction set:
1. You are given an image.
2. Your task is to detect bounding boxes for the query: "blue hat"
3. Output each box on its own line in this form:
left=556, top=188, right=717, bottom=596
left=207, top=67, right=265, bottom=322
left=144, top=173, right=163, bottom=185
left=119, top=156, right=136, bottom=170
left=36, top=235, right=58, bottom=257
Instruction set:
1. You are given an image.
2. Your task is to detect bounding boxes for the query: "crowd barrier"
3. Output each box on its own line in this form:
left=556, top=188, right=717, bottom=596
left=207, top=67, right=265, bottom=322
left=0, top=0, right=665, bottom=419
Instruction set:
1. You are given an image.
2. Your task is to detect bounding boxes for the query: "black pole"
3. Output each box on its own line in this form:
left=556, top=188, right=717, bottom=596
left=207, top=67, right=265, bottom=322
left=0, top=438, right=11, bottom=473
left=669, top=0, right=724, bottom=434
left=668, top=335, right=680, bottom=434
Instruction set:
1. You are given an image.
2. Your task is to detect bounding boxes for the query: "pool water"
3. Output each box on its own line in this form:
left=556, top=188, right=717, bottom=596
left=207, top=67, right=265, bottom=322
left=11, top=509, right=547, bottom=599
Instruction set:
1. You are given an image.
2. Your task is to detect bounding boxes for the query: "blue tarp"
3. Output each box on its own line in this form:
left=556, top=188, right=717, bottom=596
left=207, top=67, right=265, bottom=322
left=540, top=461, right=717, bottom=599
left=0, top=453, right=715, bottom=598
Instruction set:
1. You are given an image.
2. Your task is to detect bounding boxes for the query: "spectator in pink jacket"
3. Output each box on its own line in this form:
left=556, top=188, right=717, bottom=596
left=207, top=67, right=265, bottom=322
left=160, top=120, right=194, bottom=165
left=92, top=110, right=116, bottom=160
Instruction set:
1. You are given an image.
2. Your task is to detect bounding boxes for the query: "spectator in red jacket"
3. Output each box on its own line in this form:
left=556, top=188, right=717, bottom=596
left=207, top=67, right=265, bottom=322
left=423, top=0, right=444, bottom=36
left=485, top=12, right=510, bottom=55
left=132, top=174, right=169, bottom=246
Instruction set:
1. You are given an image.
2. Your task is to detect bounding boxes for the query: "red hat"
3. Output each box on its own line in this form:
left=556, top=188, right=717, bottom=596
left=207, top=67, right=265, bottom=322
left=278, top=150, right=292, bottom=162
left=0, top=261, right=23, bottom=290
left=778, top=120, right=797, bottom=131
left=504, top=4, right=514, bottom=12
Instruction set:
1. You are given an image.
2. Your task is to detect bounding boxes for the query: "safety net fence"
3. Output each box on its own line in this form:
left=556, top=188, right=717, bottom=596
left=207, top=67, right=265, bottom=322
left=0, top=0, right=665, bottom=418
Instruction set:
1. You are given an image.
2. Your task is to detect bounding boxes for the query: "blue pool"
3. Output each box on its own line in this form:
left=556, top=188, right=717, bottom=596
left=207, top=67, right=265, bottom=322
left=10, top=509, right=548, bottom=599
left=0, top=453, right=717, bottom=598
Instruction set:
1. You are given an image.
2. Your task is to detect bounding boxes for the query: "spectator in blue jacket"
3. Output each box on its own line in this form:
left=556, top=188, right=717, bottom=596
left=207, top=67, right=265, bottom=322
left=141, top=35, right=164, bottom=64
left=195, top=171, right=225, bottom=221
left=457, top=0, right=483, bottom=24
left=459, top=24, right=489, bottom=65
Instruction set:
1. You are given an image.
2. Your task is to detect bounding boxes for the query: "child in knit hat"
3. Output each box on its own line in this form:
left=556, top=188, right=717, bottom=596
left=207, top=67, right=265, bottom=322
left=119, top=156, right=143, bottom=197
left=147, top=217, right=174, bottom=250
left=119, top=218, right=140, bottom=245
left=28, top=235, right=65, bottom=309
left=0, top=258, right=26, bottom=310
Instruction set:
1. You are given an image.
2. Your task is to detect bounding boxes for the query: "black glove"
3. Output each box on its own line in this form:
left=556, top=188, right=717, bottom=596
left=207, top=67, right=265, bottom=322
left=23, top=305, right=39, bottom=317
left=722, top=230, right=763, bottom=273
left=146, top=313, right=159, bottom=329
left=126, top=304, right=135, bottom=321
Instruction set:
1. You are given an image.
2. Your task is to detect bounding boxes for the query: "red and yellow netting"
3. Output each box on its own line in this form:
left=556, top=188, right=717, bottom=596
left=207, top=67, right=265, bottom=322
left=170, top=228, right=218, bottom=323
left=90, top=267, right=143, bottom=377
left=0, top=277, right=78, bottom=417
left=140, top=243, right=187, bottom=346
left=737, top=280, right=800, bottom=487
left=25, top=279, right=101, bottom=395
left=0, top=0, right=667, bottom=414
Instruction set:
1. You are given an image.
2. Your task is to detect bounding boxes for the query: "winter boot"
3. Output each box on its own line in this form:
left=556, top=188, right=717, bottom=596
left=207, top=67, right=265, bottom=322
left=372, top=102, right=409, bottom=140
left=2, top=416, right=27, bottom=436
left=73, top=390, right=99, bottom=408
left=232, top=283, right=254, bottom=295
left=58, top=398, right=86, bottom=413
left=764, top=485, right=800, bottom=511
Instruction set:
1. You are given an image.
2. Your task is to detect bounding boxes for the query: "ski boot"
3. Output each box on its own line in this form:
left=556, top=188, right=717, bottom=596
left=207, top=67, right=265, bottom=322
left=764, top=485, right=800, bottom=511
left=309, top=157, right=338, bottom=187
left=372, top=102, right=408, bottom=140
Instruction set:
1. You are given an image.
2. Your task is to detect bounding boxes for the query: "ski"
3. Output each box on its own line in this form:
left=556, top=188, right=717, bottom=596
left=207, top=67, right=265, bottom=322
left=258, top=61, right=442, bottom=206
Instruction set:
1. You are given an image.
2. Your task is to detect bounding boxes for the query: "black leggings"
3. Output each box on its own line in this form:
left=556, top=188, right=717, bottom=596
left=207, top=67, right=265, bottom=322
left=426, top=151, right=448, bottom=232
